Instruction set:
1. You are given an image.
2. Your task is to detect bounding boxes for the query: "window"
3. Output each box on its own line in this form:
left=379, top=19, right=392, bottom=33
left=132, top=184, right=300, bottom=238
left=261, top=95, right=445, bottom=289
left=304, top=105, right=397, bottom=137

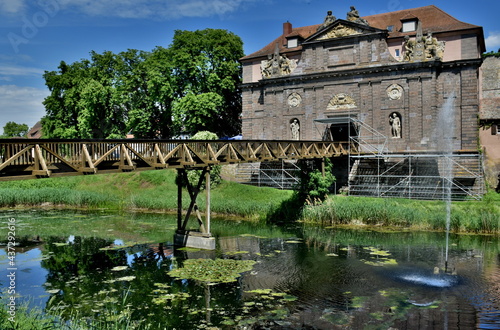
left=387, top=25, right=394, bottom=32
left=287, top=38, right=298, bottom=48
left=395, top=49, right=400, bottom=57
left=402, top=21, right=417, bottom=32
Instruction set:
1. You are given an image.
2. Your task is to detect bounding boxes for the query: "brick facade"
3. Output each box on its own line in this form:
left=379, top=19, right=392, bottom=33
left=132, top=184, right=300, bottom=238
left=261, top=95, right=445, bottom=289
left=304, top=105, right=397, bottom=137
left=240, top=6, right=485, bottom=154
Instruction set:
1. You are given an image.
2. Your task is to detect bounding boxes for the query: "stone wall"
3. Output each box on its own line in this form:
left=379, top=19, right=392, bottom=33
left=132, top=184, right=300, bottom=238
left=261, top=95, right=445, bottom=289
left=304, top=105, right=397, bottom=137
left=242, top=60, right=481, bottom=153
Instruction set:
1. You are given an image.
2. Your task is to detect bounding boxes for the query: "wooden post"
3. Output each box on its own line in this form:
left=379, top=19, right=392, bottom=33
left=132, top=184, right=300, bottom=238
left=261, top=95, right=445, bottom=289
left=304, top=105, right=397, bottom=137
left=321, top=158, right=325, bottom=177
left=177, top=168, right=183, bottom=231
left=205, top=167, right=211, bottom=235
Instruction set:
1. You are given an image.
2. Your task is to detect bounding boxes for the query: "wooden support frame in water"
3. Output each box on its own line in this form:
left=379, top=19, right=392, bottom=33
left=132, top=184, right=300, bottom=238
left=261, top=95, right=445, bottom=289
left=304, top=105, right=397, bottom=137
left=177, top=167, right=211, bottom=236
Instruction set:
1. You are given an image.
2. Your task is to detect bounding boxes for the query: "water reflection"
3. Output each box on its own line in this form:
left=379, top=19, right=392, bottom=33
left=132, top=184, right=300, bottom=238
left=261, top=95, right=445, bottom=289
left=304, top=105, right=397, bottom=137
left=0, top=210, right=499, bottom=329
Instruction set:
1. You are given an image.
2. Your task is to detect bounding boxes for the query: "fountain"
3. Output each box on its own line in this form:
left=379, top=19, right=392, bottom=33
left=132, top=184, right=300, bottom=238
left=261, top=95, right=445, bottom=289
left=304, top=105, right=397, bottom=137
left=434, top=91, right=456, bottom=271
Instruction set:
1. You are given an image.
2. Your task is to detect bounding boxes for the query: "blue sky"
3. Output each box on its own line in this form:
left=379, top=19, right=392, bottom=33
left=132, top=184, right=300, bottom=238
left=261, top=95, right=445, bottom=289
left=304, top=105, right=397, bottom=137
left=1, top=0, right=499, bottom=135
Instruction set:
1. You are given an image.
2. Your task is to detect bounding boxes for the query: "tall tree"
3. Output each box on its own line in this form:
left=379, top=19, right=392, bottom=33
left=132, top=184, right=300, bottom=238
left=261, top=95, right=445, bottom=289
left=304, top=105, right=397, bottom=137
left=169, top=29, right=243, bottom=137
left=41, top=29, right=243, bottom=139
left=2, top=121, right=29, bottom=137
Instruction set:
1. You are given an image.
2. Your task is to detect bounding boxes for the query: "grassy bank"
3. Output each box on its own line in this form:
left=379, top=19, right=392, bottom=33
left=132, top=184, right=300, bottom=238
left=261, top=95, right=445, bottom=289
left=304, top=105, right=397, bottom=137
left=0, top=169, right=499, bottom=233
left=301, top=192, right=500, bottom=234
left=0, top=169, right=293, bottom=220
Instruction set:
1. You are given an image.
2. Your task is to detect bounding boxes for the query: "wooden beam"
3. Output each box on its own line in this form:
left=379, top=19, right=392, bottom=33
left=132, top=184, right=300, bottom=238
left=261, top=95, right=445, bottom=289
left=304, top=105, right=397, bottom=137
left=0, top=145, right=32, bottom=172
left=81, top=144, right=97, bottom=173
left=33, top=144, right=50, bottom=177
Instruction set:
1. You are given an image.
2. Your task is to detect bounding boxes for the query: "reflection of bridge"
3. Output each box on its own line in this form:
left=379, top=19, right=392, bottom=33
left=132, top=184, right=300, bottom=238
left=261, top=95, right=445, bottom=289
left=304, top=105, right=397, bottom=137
left=0, top=139, right=353, bottom=249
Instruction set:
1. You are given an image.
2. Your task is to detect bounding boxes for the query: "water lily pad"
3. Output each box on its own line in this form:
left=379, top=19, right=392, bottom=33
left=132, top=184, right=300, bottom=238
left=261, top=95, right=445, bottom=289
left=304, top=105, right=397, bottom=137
left=116, top=276, right=136, bottom=281
left=111, top=266, right=128, bottom=271
left=168, top=258, right=256, bottom=283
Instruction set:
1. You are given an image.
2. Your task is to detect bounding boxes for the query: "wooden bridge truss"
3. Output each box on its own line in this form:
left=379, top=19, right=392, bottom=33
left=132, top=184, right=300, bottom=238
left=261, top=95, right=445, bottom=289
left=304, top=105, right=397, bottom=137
left=0, top=139, right=353, bottom=248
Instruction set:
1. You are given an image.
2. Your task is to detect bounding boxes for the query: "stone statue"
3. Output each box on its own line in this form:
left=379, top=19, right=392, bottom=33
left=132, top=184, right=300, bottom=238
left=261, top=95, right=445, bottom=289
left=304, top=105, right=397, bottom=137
left=436, top=40, right=446, bottom=60
left=403, top=35, right=415, bottom=61
left=389, top=113, right=401, bottom=138
left=346, top=6, right=369, bottom=25
left=424, top=32, right=438, bottom=60
left=260, top=43, right=298, bottom=78
left=290, top=119, right=300, bottom=140
left=317, top=11, right=336, bottom=31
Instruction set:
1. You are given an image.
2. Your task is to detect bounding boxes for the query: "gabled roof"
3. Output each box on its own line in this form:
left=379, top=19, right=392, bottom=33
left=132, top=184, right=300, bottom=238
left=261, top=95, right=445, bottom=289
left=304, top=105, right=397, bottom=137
left=241, top=5, right=484, bottom=61
left=365, top=5, right=482, bottom=38
left=303, top=19, right=387, bottom=44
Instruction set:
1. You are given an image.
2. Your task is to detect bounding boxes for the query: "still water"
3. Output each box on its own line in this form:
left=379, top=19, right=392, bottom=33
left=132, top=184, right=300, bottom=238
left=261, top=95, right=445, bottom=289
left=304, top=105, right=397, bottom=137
left=1, top=209, right=499, bottom=329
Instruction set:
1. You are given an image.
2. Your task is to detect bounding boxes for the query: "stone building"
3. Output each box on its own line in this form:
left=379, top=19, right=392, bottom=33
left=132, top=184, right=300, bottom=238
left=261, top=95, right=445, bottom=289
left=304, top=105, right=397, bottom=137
left=239, top=5, right=490, bottom=198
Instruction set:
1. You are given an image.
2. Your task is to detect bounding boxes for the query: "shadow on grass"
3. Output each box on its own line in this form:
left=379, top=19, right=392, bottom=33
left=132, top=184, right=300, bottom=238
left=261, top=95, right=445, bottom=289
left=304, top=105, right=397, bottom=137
left=265, top=192, right=304, bottom=225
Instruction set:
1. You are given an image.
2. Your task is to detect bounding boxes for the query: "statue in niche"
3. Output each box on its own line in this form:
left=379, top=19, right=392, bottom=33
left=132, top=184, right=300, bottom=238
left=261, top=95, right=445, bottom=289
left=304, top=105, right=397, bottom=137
left=346, top=6, right=369, bottom=25
left=317, top=10, right=336, bottom=31
left=290, top=119, right=300, bottom=140
left=389, top=112, right=401, bottom=138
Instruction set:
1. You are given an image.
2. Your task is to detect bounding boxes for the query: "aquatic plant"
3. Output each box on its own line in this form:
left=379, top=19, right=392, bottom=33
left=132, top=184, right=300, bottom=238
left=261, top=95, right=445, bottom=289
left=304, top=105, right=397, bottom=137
left=168, top=258, right=256, bottom=283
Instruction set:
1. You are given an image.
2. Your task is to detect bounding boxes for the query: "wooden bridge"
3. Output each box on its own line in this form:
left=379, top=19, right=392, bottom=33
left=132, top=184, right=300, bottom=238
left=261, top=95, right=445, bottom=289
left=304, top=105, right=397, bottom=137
left=0, top=139, right=354, bottom=248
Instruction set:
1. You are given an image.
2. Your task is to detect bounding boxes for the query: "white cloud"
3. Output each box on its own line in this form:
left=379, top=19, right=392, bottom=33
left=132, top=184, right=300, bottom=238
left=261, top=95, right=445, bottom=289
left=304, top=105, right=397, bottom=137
left=57, top=0, right=259, bottom=19
left=0, top=85, right=48, bottom=133
left=485, top=31, right=500, bottom=52
left=0, top=0, right=26, bottom=14
left=0, top=65, right=44, bottom=77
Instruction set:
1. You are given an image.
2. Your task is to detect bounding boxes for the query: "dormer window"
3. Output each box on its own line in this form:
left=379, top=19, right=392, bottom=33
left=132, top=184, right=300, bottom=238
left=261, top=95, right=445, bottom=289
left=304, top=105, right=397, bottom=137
left=287, top=38, right=298, bottom=48
left=387, top=25, right=394, bottom=32
left=402, top=20, right=418, bottom=32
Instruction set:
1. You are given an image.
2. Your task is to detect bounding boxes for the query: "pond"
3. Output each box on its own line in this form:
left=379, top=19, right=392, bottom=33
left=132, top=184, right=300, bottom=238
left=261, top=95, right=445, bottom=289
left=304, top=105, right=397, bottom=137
left=1, top=209, right=499, bottom=329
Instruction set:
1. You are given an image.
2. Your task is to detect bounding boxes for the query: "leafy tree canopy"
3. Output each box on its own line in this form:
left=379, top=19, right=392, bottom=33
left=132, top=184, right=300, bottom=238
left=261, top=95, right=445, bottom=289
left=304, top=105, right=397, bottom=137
left=42, top=29, right=243, bottom=139
left=2, top=121, right=29, bottom=138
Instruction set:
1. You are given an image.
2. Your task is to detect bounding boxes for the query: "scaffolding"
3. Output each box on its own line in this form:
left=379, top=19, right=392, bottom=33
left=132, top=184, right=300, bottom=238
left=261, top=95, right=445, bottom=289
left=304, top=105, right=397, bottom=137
left=346, top=119, right=484, bottom=201
left=234, top=160, right=301, bottom=190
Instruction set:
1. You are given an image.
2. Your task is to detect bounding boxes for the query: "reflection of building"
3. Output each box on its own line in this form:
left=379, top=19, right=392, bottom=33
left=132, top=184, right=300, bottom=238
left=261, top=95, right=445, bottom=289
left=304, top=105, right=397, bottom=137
left=240, top=5, right=494, bottom=198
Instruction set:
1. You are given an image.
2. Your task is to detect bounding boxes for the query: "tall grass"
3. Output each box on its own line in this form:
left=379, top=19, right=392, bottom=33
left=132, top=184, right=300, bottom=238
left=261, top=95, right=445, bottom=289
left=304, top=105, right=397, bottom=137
left=301, top=192, right=500, bottom=233
left=0, top=169, right=498, bottom=233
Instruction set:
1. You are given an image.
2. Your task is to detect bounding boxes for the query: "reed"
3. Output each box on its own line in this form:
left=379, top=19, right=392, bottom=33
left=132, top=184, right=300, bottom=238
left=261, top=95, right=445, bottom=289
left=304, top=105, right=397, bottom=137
left=301, top=192, right=500, bottom=234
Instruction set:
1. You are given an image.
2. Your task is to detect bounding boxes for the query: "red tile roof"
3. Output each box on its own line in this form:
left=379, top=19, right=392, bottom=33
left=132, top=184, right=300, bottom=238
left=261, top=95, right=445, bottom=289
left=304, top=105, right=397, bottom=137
left=241, top=5, right=483, bottom=61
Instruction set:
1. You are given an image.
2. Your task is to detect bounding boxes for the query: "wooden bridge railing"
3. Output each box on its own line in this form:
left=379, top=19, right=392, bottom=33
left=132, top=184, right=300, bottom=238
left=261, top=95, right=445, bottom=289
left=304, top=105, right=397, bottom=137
left=0, top=139, right=356, bottom=181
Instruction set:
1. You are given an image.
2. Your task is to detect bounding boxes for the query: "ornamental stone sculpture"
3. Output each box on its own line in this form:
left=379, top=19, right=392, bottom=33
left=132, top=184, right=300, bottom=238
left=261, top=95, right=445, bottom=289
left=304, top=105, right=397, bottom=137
left=260, top=43, right=298, bottom=78
left=317, top=11, right=336, bottom=31
left=389, top=112, right=401, bottom=138
left=290, top=119, right=300, bottom=140
left=346, top=6, right=369, bottom=26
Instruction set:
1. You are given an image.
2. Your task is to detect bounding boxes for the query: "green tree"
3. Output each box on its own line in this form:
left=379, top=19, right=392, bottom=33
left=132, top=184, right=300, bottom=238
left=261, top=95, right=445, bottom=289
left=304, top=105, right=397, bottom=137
left=42, top=29, right=243, bottom=139
left=2, top=121, right=29, bottom=137
left=42, top=52, right=126, bottom=139
left=177, top=131, right=222, bottom=190
left=170, top=29, right=243, bottom=137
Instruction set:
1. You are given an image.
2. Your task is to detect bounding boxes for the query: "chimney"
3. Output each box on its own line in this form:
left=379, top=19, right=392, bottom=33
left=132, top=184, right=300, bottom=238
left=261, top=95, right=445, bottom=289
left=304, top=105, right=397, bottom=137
left=283, top=21, right=292, bottom=36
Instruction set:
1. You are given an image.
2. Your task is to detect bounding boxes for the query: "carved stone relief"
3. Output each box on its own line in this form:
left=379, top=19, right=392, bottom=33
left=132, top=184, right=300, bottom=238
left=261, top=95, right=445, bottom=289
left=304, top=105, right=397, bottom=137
left=327, top=93, right=356, bottom=110
left=261, top=43, right=298, bottom=79
left=261, top=54, right=298, bottom=78
left=387, top=84, right=403, bottom=100
left=403, top=32, right=446, bottom=62
left=288, top=92, right=302, bottom=107
left=317, top=24, right=361, bottom=40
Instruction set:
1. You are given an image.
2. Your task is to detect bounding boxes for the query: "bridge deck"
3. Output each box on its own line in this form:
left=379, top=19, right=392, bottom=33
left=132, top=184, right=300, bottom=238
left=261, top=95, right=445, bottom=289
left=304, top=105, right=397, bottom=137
left=0, top=139, right=355, bottom=181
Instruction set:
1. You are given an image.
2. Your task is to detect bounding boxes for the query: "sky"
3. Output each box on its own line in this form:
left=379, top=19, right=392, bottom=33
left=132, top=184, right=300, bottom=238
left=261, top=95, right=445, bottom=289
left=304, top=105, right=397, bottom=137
left=1, top=0, right=499, bottom=136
